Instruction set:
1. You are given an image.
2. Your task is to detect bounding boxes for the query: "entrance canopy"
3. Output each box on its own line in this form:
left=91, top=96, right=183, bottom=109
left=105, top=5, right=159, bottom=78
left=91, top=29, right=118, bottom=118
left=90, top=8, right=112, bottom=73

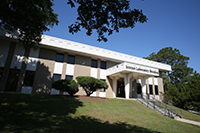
left=107, top=62, right=159, bottom=77
left=107, top=62, right=160, bottom=99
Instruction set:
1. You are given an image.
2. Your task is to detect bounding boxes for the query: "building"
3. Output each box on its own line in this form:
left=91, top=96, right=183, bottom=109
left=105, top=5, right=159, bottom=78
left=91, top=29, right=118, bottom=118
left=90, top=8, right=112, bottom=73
left=0, top=31, right=171, bottom=100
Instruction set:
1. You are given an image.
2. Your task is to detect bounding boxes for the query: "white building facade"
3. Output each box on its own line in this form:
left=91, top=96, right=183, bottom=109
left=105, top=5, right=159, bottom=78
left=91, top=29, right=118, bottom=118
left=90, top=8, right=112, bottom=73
left=0, top=32, right=171, bottom=100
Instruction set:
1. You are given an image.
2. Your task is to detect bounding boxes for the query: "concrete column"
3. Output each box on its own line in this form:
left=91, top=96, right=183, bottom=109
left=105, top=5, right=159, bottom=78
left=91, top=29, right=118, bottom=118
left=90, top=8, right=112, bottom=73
left=96, top=59, right=101, bottom=97
left=152, top=77, right=155, bottom=99
left=32, top=48, right=56, bottom=94
left=130, top=78, right=134, bottom=98
left=124, top=73, right=131, bottom=99
left=112, top=77, right=117, bottom=97
left=16, top=49, right=30, bottom=92
left=61, top=53, right=68, bottom=80
left=146, top=77, right=149, bottom=99
left=141, top=77, right=147, bottom=99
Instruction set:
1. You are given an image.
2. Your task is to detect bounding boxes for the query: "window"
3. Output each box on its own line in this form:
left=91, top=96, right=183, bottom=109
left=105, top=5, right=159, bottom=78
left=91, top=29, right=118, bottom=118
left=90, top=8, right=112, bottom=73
left=0, top=67, right=4, bottom=82
left=66, top=75, right=73, bottom=80
left=52, top=74, right=61, bottom=84
left=100, top=61, right=106, bottom=69
left=55, top=53, right=64, bottom=62
left=67, top=55, right=75, bottom=64
left=23, top=70, right=35, bottom=86
left=137, top=83, right=142, bottom=94
left=91, top=59, right=97, bottom=68
left=155, top=85, right=159, bottom=95
left=149, top=85, right=153, bottom=94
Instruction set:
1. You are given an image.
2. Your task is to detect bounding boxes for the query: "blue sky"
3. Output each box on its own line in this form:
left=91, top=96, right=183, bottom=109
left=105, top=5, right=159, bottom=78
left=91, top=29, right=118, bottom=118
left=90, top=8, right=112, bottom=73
left=44, top=0, right=200, bottom=73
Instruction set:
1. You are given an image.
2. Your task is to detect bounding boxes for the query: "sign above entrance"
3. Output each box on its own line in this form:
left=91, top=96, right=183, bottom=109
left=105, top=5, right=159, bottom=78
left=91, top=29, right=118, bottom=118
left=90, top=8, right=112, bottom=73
left=126, top=65, right=159, bottom=75
left=107, top=62, right=159, bottom=77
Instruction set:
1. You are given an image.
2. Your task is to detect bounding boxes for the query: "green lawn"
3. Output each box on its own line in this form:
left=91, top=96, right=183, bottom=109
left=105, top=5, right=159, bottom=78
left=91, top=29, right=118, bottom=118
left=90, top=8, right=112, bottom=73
left=0, top=93, right=200, bottom=133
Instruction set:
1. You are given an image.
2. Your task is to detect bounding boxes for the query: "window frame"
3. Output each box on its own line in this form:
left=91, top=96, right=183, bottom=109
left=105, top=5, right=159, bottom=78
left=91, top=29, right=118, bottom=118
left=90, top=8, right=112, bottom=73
left=55, top=53, right=64, bottom=63
left=65, top=75, right=73, bottom=80
left=91, top=59, right=98, bottom=68
left=149, top=85, right=153, bottom=95
left=52, top=74, right=61, bottom=84
left=100, top=61, right=106, bottom=69
left=155, top=85, right=159, bottom=95
left=67, top=55, right=75, bottom=64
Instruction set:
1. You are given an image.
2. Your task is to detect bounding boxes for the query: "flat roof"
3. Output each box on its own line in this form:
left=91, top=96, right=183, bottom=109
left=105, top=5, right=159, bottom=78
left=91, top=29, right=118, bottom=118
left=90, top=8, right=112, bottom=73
left=0, top=30, right=171, bottom=72
left=41, top=35, right=171, bottom=72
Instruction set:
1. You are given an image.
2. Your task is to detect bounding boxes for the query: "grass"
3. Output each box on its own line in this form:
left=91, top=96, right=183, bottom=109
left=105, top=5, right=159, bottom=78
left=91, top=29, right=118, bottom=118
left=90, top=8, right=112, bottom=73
left=0, top=93, right=200, bottom=133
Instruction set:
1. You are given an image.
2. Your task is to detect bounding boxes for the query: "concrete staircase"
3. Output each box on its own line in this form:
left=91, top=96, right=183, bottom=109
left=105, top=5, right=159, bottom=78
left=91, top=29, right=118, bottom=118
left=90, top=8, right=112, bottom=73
left=137, top=98, right=182, bottom=119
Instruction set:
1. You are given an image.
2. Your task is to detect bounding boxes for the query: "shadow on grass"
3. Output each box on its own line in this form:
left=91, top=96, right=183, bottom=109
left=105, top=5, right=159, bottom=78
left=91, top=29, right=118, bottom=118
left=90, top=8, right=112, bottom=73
left=0, top=93, right=160, bottom=133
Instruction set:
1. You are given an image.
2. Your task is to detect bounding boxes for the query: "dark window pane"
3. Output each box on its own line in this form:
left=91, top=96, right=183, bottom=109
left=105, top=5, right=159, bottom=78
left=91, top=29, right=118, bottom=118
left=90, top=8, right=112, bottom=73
left=53, top=74, right=61, bottom=83
left=0, top=67, right=4, bottom=82
left=155, top=85, right=159, bottom=95
left=66, top=75, right=73, bottom=80
left=91, top=59, right=97, bottom=68
left=137, top=83, right=141, bottom=94
left=149, top=85, right=153, bottom=94
left=23, top=70, right=35, bottom=86
left=67, top=55, right=75, bottom=64
left=56, top=53, right=64, bottom=62
left=101, top=61, right=106, bottom=69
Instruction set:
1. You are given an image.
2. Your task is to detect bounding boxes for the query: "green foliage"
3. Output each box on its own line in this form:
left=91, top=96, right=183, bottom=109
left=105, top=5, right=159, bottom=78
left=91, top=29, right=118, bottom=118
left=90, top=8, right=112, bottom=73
left=67, top=0, right=148, bottom=42
left=52, top=79, right=79, bottom=96
left=1, top=0, right=147, bottom=48
left=0, top=0, right=59, bottom=49
left=76, top=76, right=108, bottom=96
left=144, top=47, right=193, bottom=86
left=145, top=47, right=200, bottom=111
left=184, top=72, right=200, bottom=111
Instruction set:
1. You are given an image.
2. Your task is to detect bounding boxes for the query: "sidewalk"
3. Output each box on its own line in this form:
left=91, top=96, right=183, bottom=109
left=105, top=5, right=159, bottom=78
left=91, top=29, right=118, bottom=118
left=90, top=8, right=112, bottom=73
left=176, top=117, right=200, bottom=126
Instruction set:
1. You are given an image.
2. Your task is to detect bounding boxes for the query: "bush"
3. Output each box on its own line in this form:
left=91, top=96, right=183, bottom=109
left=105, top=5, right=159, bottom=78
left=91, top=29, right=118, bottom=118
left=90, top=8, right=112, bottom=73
left=76, top=76, right=108, bottom=96
left=52, top=79, right=79, bottom=96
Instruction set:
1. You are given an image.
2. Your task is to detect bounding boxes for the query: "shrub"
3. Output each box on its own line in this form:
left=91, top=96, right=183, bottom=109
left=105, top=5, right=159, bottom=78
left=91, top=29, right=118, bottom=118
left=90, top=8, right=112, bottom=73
left=76, top=76, right=108, bottom=96
left=52, top=79, right=79, bottom=96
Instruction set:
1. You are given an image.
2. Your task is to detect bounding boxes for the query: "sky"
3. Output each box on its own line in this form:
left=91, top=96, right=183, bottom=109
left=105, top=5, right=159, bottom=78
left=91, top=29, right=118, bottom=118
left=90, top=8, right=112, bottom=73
left=44, top=0, right=200, bottom=73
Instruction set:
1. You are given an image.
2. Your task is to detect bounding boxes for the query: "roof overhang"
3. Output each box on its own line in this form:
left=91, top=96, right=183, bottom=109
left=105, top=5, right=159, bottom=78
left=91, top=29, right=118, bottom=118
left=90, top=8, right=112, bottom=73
left=107, top=62, right=159, bottom=78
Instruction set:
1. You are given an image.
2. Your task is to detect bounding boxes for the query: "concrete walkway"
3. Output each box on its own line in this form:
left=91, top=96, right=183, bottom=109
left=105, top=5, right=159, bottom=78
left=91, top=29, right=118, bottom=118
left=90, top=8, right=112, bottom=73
left=176, top=117, right=200, bottom=126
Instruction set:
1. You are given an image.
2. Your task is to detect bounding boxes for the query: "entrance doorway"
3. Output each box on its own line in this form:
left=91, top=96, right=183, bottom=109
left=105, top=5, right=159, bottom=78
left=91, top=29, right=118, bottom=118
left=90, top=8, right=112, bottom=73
left=5, top=69, right=20, bottom=92
left=117, top=78, right=125, bottom=98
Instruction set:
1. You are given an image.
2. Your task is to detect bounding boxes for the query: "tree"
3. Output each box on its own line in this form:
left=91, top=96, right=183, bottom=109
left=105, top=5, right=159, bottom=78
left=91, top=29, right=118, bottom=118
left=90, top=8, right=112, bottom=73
left=184, top=72, right=200, bottom=111
left=0, top=0, right=147, bottom=49
left=144, top=47, right=193, bottom=87
left=0, top=0, right=59, bottom=49
left=76, top=76, right=108, bottom=96
left=67, top=0, right=147, bottom=42
left=144, top=47, right=200, bottom=111
left=52, top=79, right=79, bottom=96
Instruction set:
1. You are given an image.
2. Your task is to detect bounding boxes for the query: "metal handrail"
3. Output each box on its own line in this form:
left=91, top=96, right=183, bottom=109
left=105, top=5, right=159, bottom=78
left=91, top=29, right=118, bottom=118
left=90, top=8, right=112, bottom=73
left=138, top=98, right=182, bottom=119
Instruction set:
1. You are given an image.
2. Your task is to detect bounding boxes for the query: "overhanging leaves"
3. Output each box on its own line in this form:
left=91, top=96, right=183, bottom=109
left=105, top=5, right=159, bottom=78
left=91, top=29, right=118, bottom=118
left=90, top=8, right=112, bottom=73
left=68, top=0, right=147, bottom=42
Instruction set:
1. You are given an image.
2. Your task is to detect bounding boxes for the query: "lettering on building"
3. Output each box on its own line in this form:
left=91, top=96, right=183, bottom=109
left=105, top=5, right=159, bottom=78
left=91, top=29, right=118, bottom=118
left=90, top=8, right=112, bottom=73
left=126, top=65, right=159, bottom=74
